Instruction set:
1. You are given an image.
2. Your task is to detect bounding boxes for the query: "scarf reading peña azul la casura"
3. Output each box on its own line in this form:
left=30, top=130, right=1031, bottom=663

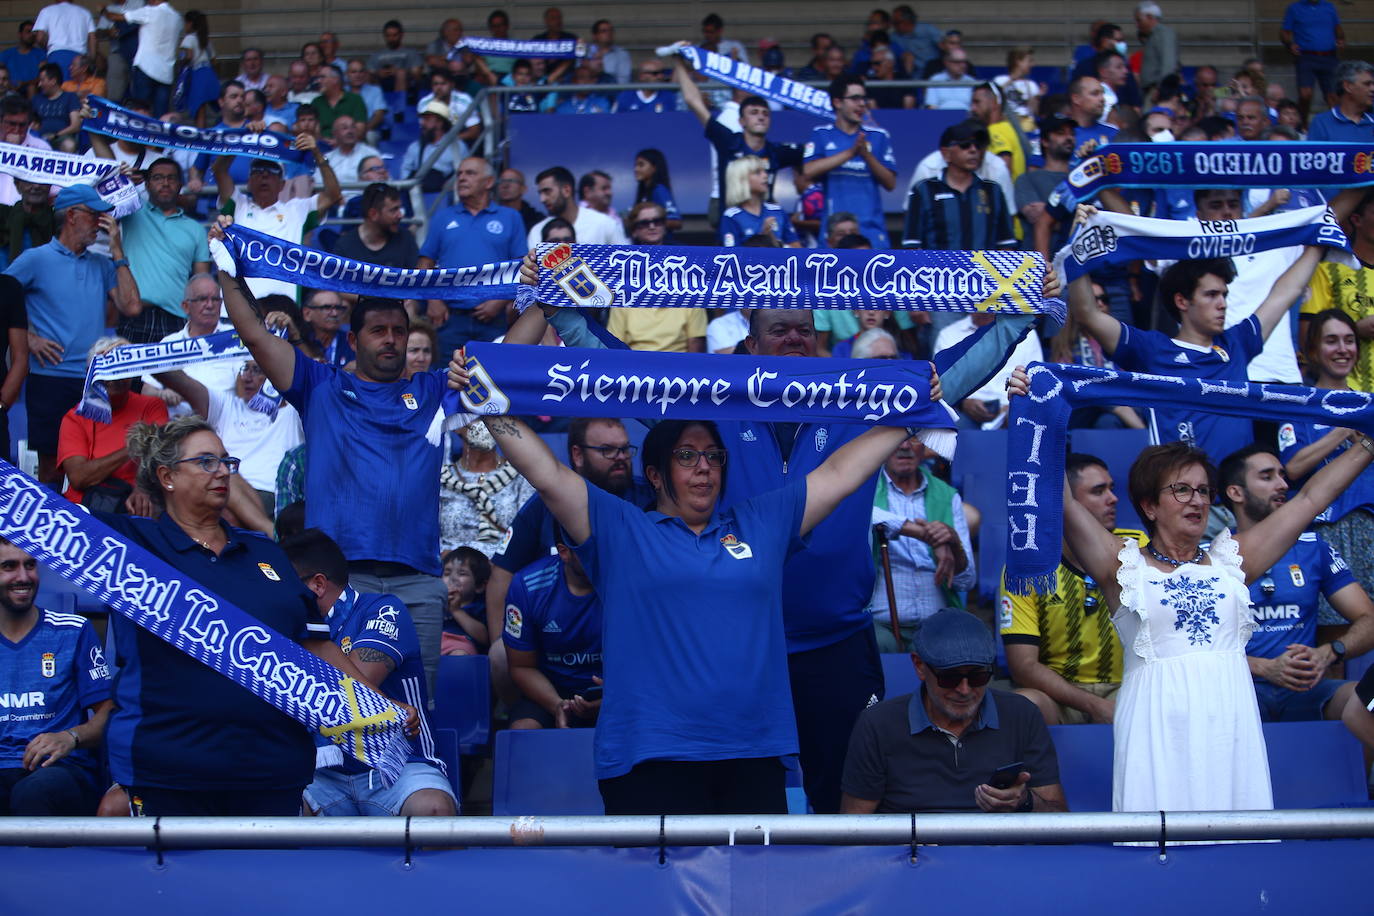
left=1054, top=204, right=1354, bottom=285
left=83, top=96, right=311, bottom=165
left=1055, top=141, right=1374, bottom=208
left=0, top=461, right=412, bottom=781
left=661, top=44, right=834, bottom=119
left=1003, top=363, right=1374, bottom=595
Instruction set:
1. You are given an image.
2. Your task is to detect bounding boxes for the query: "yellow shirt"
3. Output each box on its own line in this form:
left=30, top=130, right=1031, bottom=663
left=605, top=307, right=707, bottom=353
left=1303, top=260, right=1374, bottom=391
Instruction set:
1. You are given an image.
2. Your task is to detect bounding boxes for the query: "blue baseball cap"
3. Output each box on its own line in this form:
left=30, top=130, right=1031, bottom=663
left=53, top=183, right=113, bottom=214
left=910, top=609, right=996, bottom=669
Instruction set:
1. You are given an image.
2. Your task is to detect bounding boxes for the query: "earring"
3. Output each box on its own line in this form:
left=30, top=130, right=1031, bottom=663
left=167, top=485, right=173, bottom=491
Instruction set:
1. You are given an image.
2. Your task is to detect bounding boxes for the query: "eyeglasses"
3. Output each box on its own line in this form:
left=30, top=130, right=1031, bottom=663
left=583, top=444, right=637, bottom=459
left=672, top=448, right=727, bottom=468
left=1094, top=293, right=1110, bottom=304
left=173, top=454, right=241, bottom=475
left=633, top=217, right=666, bottom=229
left=1160, top=483, right=1214, bottom=503
left=929, top=666, right=994, bottom=689
left=361, top=164, right=387, bottom=173
left=842, top=93, right=869, bottom=102
left=239, top=364, right=265, bottom=377
left=306, top=303, right=347, bottom=313
left=945, top=140, right=979, bottom=151
left=187, top=294, right=223, bottom=305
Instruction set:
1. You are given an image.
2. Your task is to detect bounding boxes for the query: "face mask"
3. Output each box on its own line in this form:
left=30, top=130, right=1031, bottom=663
left=462, top=420, right=496, bottom=451
left=1150, top=129, right=1175, bottom=142
left=1114, top=41, right=1128, bottom=56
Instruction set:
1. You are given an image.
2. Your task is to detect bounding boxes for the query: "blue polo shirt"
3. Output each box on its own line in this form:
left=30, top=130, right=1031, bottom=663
left=1307, top=108, right=1374, bottom=142
left=0, top=609, right=111, bottom=773
left=575, top=478, right=807, bottom=779
left=318, top=587, right=442, bottom=774
left=0, top=45, right=41, bottom=85
left=804, top=123, right=897, bottom=247
left=1282, top=0, right=1341, bottom=51
left=647, top=183, right=681, bottom=222
left=1072, top=123, right=1118, bottom=166
left=615, top=90, right=675, bottom=113
left=492, top=478, right=656, bottom=574
left=99, top=513, right=328, bottom=791
left=4, top=237, right=116, bottom=378
left=502, top=555, right=603, bottom=695
left=120, top=198, right=210, bottom=317
left=284, top=356, right=456, bottom=576
left=718, top=419, right=878, bottom=653
left=720, top=202, right=798, bottom=246
left=419, top=202, right=526, bottom=310
left=1246, top=532, right=1353, bottom=663
left=1278, top=418, right=1374, bottom=523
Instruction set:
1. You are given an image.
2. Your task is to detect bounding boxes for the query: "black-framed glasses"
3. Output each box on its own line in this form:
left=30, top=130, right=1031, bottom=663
left=173, top=454, right=241, bottom=475
left=187, top=294, right=223, bottom=305
left=633, top=217, right=666, bottom=229
left=306, top=303, right=347, bottom=313
left=672, top=448, right=727, bottom=468
left=583, top=444, right=637, bottom=459
left=930, top=666, right=994, bottom=689
left=1160, top=483, right=1214, bottom=503
left=1094, top=292, right=1110, bottom=304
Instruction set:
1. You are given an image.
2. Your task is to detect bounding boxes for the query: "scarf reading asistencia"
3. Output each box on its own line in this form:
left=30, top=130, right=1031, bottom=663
left=662, top=44, right=834, bottom=119
left=1055, top=141, right=1374, bottom=208
left=83, top=96, right=311, bottom=166
left=1003, top=363, right=1374, bottom=595
left=0, top=461, right=411, bottom=782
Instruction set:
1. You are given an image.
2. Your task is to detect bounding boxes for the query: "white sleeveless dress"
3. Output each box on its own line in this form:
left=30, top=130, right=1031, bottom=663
left=1111, top=530, right=1273, bottom=812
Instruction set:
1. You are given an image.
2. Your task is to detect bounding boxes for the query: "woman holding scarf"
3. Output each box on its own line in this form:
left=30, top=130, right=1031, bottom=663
left=438, top=418, right=535, bottom=556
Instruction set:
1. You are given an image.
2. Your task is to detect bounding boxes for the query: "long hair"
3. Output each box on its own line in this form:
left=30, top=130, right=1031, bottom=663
left=634, top=148, right=672, bottom=202
left=184, top=10, right=209, bottom=51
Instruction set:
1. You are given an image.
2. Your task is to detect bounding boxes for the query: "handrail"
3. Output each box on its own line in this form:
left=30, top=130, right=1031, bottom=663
left=3, top=810, right=1373, bottom=848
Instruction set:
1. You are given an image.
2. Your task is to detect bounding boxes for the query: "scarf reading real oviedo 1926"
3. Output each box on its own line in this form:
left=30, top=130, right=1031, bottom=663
left=1003, top=363, right=1374, bottom=595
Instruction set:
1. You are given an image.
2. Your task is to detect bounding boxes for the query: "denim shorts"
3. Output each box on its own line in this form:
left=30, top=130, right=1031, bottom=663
left=303, top=761, right=456, bottom=816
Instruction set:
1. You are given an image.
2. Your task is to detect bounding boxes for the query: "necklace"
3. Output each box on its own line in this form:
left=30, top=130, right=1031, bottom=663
left=1147, top=543, right=1204, bottom=567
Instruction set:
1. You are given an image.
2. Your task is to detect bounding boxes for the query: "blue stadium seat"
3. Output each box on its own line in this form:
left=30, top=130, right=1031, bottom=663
left=493, top=728, right=601, bottom=815
left=430, top=654, right=491, bottom=797
left=880, top=652, right=918, bottom=697
left=1067, top=429, right=1150, bottom=530
left=1049, top=723, right=1113, bottom=812
left=36, top=576, right=105, bottom=615
left=952, top=429, right=1007, bottom=492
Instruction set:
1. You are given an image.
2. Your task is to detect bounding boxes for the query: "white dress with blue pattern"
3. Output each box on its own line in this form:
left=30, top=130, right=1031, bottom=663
left=1111, top=530, right=1273, bottom=813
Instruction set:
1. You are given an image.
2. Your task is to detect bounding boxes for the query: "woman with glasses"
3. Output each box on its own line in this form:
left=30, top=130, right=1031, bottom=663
left=1048, top=282, right=1144, bottom=430
left=447, top=357, right=944, bottom=814
left=1053, top=432, right=1374, bottom=814
left=607, top=202, right=706, bottom=352
left=96, top=415, right=346, bottom=815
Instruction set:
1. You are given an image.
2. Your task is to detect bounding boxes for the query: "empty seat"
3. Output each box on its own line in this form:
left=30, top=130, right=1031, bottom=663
left=880, top=652, right=919, bottom=698
left=493, top=728, right=601, bottom=816
left=1067, top=429, right=1150, bottom=530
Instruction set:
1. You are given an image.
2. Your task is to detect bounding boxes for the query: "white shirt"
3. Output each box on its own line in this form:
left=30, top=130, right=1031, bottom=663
left=124, top=2, right=182, bottom=85
left=323, top=141, right=381, bottom=188
left=205, top=387, right=304, bottom=492
left=527, top=205, right=628, bottom=247
left=0, top=133, right=51, bottom=206
left=924, top=72, right=974, bottom=111
left=910, top=147, right=1016, bottom=215
left=706, top=312, right=749, bottom=354
left=416, top=90, right=482, bottom=128
left=236, top=71, right=268, bottom=92
left=228, top=190, right=321, bottom=299
left=34, top=1, right=94, bottom=54
left=935, top=317, right=1044, bottom=417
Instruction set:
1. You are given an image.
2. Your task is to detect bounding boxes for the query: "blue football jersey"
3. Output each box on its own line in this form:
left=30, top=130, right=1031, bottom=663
left=1245, top=533, right=1354, bottom=663
left=502, top=555, right=603, bottom=695
left=804, top=123, right=897, bottom=246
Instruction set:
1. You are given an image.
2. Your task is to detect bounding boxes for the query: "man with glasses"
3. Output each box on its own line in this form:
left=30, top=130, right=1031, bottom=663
left=614, top=60, right=678, bottom=114
left=0, top=97, right=48, bottom=206
left=5, top=184, right=140, bottom=487
left=331, top=182, right=417, bottom=269
left=841, top=608, right=1066, bottom=813
left=903, top=121, right=1014, bottom=256
left=804, top=74, right=897, bottom=247
left=298, top=289, right=354, bottom=368
left=1218, top=444, right=1374, bottom=723
left=139, top=274, right=237, bottom=414
left=1002, top=453, right=1132, bottom=726
left=923, top=49, right=974, bottom=111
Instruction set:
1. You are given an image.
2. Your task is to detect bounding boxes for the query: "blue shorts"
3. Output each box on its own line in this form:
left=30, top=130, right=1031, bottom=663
left=1295, top=53, right=1338, bottom=92
left=303, top=761, right=456, bottom=816
left=1253, top=677, right=1348, bottom=722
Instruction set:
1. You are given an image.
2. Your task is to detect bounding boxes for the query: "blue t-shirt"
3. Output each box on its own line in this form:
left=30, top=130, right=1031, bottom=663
left=647, top=183, right=681, bottom=222
left=1072, top=123, right=1118, bottom=167
left=285, top=357, right=458, bottom=576
left=1307, top=109, right=1374, bottom=143
left=720, top=202, right=798, bottom=246
left=99, top=513, right=328, bottom=791
left=4, top=238, right=116, bottom=378
left=718, top=419, right=877, bottom=653
left=1246, top=532, right=1354, bottom=664
left=575, top=479, right=807, bottom=778
left=553, top=95, right=610, bottom=115
left=1282, top=0, right=1341, bottom=51
left=0, top=609, right=111, bottom=772
left=492, top=478, right=656, bottom=574
left=614, top=90, right=675, bottom=114
left=1277, top=418, right=1374, bottom=522
left=1110, top=316, right=1264, bottom=465
left=502, top=555, right=603, bottom=695
left=706, top=118, right=804, bottom=206
left=804, top=123, right=897, bottom=247
left=318, top=587, right=442, bottom=773
left=33, top=90, right=78, bottom=136
left=418, top=202, right=526, bottom=309
left=0, top=45, right=41, bottom=85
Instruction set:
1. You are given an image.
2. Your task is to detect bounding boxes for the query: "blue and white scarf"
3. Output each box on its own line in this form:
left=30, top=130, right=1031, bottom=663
left=458, top=341, right=959, bottom=455
left=77, top=330, right=281, bottom=424
left=1053, top=204, right=1355, bottom=285
left=452, top=36, right=585, bottom=59
left=531, top=242, right=1066, bottom=321
left=1056, top=141, right=1374, bottom=208
left=213, top=224, right=521, bottom=301
left=0, top=141, right=141, bottom=217
left=83, top=96, right=311, bottom=166
left=0, top=462, right=411, bottom=782
left=1003, top=363, right=1374, bottom=594
left=663, top=44, right=834, bottom=119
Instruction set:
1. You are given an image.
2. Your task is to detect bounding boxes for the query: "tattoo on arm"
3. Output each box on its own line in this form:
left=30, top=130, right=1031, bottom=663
left=351, top=646, right=397, bottom=673
left=484, top=418, right=521, bottom=439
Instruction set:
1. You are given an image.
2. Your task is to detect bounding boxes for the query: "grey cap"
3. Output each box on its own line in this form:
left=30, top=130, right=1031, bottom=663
left=910, top=609, right=996, bottom=669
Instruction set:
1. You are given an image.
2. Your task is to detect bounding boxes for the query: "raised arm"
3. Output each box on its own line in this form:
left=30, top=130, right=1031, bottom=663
left=671, top=54, right=711, bottom=124
left=297, top=133, right=341, bottom=212
left=210, top=217, right=296, bottom=391
left=211, top=155, right=236, bottom=207
left=1253, top=245, right=1323, bottom=340
left=151, top=368, right=209, bottom=418
left=1236, top=434, right=1374, bottom=580
left=1283, top=427, right=1354, bottom=480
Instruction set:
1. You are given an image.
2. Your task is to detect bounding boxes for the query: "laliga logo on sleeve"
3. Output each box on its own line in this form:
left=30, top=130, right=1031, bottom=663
left=543, top=243, right=614, bottom=307
left=720, top=534, right=753, bottom=560
left=1071, top=225, right=1117, bottom=264
left=461, top=353, right=511, bottom=415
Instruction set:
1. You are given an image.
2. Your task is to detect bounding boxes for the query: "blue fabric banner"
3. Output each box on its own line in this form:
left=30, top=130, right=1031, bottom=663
left=667, top=44, right=834, bottom=119
left=1004, top=363, right=1374, bottom=594
left=532, top=242, right=1065, bottom=321
left=0, top=462, right=411, bottom=781
left=77, top=330, right=252, bottom=423
left=459, top=342, right=958, bottom=447
left=1056, top=141, right=1374, bottom=208
left=83, top=96, right=312, bottom=165
left=455, top=36, right=585, bottom=59
left=1053, top=204, right=1354, bottom=285
left=215, top=223, right=522, bottom=301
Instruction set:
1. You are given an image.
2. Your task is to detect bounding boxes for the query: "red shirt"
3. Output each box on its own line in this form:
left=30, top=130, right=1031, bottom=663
left=57, top=392, right=168, bottom=504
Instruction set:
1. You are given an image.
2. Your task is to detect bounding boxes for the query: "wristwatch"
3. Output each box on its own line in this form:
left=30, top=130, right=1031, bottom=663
left=112, top=258, right=130, bottom=270
left=1331, top=639, right=1347, bottom=662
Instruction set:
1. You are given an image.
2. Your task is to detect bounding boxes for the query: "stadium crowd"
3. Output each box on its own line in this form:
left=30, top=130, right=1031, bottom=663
left=3, top=0, right=1374, bottom=821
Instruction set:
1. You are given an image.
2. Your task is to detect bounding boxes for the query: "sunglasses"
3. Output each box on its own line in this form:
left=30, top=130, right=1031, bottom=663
left=945, top=140, right=980, bottom=151
left=672, top=448, right=727, bottom=468
left=633, top=217, right=666, bottom=229
left=929, top=666, right=994, bottom=689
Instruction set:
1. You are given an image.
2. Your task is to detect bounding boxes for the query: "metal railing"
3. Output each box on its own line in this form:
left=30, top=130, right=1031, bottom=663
left=3, top=810, right=1373, bottom=848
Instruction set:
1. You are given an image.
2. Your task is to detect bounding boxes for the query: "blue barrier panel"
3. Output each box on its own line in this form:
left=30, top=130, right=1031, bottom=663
left=508, top=109, right=968, bottom=218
